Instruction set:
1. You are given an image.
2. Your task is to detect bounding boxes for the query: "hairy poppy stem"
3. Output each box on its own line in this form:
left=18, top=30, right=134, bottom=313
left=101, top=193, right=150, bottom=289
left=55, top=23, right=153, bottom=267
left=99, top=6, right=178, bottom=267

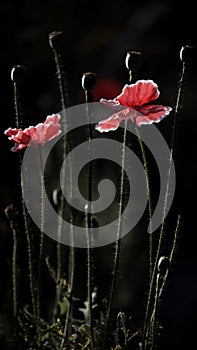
left=158, top=214, right=181, bottom=298
left=150, top=273, right=160, bottom=349
left=135, top=126, right=153, bottom=281
left=14, top=83, right=21, bottom=129
left=52, top=32, right=75, bottom=349
left=36, top=147, right=45, bottom=321
left=141, top=55, right=186, bottom=350
left=127, top=67, right=153, bottom=348
left=13, top=80, right=36, bottom=318
left=148, top=215, right=181, bottom=349
left=129, top=68, right=153, bottom=281
left=6, top=208, right=18, bottom=337
left=12, top=225, right=17, bottom=336
left=50, top=37, right=75, bottom=341
left=86, top=210, right=95, bottom=350
left=84, top=89, right=95, bottom=350
left=52, top=49, right=67, bottom=319
left=103, top=121, right=127, bottom=348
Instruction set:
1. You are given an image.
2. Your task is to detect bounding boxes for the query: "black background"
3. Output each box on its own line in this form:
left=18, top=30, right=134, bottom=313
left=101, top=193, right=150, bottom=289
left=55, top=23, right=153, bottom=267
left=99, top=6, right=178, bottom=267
left=0, top=0, right=197, bottom=349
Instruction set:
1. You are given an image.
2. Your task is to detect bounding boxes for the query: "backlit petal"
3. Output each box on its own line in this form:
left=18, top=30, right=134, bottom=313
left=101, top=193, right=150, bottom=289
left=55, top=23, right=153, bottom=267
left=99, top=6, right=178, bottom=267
left=135, top=105, right=172, bottom=126
left=4, top=114, right=62, bottom=152
left=95, top=108, right=136, bottom=132
left=116, top=80, right=160, bottom=108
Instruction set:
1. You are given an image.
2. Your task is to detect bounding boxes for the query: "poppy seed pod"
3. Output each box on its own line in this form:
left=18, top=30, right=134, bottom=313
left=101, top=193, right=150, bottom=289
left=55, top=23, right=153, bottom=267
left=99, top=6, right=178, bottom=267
left=81, top=72, right=98, bottom=91
left=49, top=31, right=63, bottom=50
left=11, top=65, right=27, bottom=84
left=180, top=45, right=195, bottom=63
left=157, top=256, right=170, bottom=277
left=125, top=51, right=142, bottom=72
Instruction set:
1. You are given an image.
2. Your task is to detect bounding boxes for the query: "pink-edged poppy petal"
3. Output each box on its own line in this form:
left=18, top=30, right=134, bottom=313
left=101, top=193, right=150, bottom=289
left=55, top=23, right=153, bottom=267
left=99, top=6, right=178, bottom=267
left=31, top=124, right=47, bottom=144
left=135, top=105, right=172, bottom=126
left=116, top=80, right=160, bottom=108
left=33, top=122, right=61, bottom=144
left=44, top=113, right=61, bottom=124
left=44, top=123, right=61, bottom=142
left=11, top=143, right=28, bottom=152
left=95, top=108, right=136, bottom=132
left=100, top=98, right=120, bottom=108
left=4, top=114, right=62, bottom=152
left=8, top=127, right=35, bottom=144
left=4, top=127, right=23, bottom=137
left=95, top=116, right=121, bottom=132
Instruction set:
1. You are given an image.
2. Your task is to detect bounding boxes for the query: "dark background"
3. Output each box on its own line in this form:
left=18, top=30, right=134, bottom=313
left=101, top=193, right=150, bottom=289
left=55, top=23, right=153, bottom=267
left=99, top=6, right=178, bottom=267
left=0, top=0, right=197, bottom=349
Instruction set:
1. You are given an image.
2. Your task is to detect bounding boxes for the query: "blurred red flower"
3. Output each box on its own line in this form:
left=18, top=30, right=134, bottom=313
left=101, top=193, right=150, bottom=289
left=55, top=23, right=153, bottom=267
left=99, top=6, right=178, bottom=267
left=95, top=80, right=172, bottom=132
left=5, top=114, right=61, bottom=152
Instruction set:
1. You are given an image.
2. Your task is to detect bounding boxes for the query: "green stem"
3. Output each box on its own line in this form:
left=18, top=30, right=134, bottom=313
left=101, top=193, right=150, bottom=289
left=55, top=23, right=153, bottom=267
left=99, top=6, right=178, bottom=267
left=86, top=220, right=95, bottom=350
left=5, top=206, right=20, bottom=340
left=150, top=273, right=160, bottom=349
left=60, top=230, right=75, bottom=349
left=36, top=147, right=45, bottom=321
left=117, top=312, right=128, bottom=346
left=103, top=121, right=127, bottom=348
left=129, top=69, right=153, bottom=283
left=14, top=81, right=36, bottom=317
left=159, top=215, right=181, bottom=298
left=85, top=90, right=95, bottom=349
left=52, top=46, right=75, bottom=342
left=135, top=126, right=153, bottom=280
left=141, top=59, right=186, bottom=350
left=11, top=221, right=17, bottom=337
left=134, top=126, right=153, bottom=350
left=14, top=83, right=20, bottom=129
left=53, top=49, right=69, bottom=110
left=53, top=49, right=67, bottom=319
left=149, top=215, right=181, bottom=349
left=22, top=176, right=36, bottom=317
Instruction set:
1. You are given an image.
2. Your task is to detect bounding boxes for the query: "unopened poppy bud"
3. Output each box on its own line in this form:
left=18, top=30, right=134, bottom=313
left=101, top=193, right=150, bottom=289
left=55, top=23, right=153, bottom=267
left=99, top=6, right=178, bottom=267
left=4, top=204, right=18, bottom=220
left=49, top=31, right=63, bottom=50
left=11, top=65, right=27, bottom=84
left=158, top=256, right=170, bottom=276
left=52, top=188, right=62, bottom=207
left=180, top=45, right=195, bottom=63
left=125, top=51, right=142, bottom=72
left=81, top=72, right=98, bottom=91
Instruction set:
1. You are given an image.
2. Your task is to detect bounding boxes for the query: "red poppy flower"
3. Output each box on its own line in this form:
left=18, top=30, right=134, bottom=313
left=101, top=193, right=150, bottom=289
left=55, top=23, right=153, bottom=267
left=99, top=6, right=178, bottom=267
left=95, top=80, right=172, bottom=132
left=5, top=114, right=61, bottom=152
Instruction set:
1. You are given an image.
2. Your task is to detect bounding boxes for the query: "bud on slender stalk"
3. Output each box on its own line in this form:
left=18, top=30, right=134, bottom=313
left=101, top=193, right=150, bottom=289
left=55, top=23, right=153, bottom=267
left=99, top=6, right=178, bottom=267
left=125, top=51, right=142, bottom=72
left=180, top=45, right=195, bottom=63
left=49, top=31, right=63, bottom=51
left=81, top=72, right=98, bottom=91
left=5, top=204, right=18, bottom=221
left=11, top=65, right=27, bottom=84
